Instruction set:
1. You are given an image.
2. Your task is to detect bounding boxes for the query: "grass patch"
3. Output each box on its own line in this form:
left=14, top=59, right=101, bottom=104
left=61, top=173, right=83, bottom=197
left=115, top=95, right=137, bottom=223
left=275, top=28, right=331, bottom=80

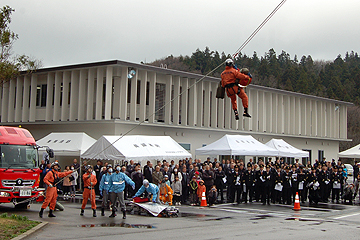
left=0, top=213, right=40, bottom=240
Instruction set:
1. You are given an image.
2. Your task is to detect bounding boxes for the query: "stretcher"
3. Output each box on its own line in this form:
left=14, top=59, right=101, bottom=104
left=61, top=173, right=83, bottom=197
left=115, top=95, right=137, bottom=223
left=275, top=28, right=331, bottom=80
left=129, top=197, right=179, bottom=217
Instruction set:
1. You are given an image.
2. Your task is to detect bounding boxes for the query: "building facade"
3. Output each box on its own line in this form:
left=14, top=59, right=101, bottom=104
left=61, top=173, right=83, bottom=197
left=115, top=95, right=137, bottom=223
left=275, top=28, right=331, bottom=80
left=0, top=60, right=352, bottom=163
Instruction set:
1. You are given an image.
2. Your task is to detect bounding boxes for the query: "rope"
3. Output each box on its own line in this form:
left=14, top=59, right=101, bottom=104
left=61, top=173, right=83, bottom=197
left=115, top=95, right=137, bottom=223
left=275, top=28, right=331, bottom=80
left=15, top=0, right=287, bottom=206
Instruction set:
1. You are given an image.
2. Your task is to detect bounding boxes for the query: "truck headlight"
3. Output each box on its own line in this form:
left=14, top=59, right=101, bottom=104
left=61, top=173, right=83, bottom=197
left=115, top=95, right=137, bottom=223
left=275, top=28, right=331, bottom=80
left=0, top=192, right=10, bottom=197
left=38, top=191, right=44, bottom=196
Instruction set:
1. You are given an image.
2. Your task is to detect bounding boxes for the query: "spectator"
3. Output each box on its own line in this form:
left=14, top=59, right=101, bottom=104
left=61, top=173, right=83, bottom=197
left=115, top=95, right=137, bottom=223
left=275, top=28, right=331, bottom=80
left=94, top=160, right=103, bottom=195
left=171, top=168, right=182, bottom=183
left=162, top=166, right=172, bottom=183
left=143, top=161, right=154, bottom=182
left=152, top=165, right=163, bottom=186
left=70, top=165, right=78, bottom=197
left=215, top=166, right=226, bottom=203
left=197, top=180, right=206, bottom=205
left=181, top=167, right=189, bottom=204
left=172, top=175, right=182, bottom=205
left=203, top=165, right=215, bottom=200
left=62, top=166, right=72, bottom=198
left=131, top=164, right=144, bottom=194
left=189, top=176, right=198, bottom=206
left=164, top=175, right=171, bottom=186
left=208, top=185, right=218, bottom=206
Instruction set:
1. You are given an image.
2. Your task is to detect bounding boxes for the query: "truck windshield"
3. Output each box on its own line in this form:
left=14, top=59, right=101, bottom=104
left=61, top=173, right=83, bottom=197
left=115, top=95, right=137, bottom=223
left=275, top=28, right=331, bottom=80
left=0, top=145, right=38, bottom=169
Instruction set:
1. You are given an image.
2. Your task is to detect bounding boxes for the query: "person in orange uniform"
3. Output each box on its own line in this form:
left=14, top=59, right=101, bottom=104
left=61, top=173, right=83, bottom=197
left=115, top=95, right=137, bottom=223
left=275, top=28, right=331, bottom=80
left=80, top=165, right=98, bottom=217
left=197, top=180, right=206, bottom=205
left=39, top=162, right=73, bottom=218
left=221, top=58, right=252, bottom=120
left=159, top=180, right=173, bottom=205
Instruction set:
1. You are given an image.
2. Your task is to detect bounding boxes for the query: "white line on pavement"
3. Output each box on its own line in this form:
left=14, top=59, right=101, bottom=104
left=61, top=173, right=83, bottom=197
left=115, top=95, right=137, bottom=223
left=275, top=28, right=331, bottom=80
left=333, top=212, right=360, bottom=219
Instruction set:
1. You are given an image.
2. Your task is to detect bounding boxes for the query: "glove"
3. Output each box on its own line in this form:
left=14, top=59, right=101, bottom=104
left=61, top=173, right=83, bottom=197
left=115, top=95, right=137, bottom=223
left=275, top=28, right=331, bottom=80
left=248, top=73, right=252, bottom=79
left=49, top=184, right=53, bottom=188
left=132, top=185, right=135, bottom=190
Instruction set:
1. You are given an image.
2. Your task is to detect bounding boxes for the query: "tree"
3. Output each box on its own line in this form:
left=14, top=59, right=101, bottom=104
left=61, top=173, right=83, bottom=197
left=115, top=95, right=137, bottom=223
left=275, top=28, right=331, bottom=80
left=0, top=5, right=42, bottom=85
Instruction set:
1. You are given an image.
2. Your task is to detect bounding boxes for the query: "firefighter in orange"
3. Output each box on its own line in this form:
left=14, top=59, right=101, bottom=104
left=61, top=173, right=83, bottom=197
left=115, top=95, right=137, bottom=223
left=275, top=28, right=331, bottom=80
left=80, top=165, right=98, bottom=217
left=221, top=58, right=252, bottom=119
left=159, top=180, right=173, bottom=205
left=39, top=162, right=73, bottom=218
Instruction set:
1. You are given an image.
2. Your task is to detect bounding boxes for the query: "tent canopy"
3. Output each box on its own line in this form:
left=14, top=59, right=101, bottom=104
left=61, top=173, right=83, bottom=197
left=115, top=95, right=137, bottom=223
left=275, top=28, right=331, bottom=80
left=265, top=139, right=309, bottom=158
left=195, top=135, right=279, bottom=156
left=36, top=132, right=97, bottom=156
left=81, top=135, right=192, bottom=162
left=338, top=144, right=360, bottom=158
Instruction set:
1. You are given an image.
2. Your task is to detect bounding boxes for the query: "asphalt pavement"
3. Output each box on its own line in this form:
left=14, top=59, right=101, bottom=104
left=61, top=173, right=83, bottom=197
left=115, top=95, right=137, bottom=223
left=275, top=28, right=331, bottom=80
left=1, top=197, right=360, bottom=240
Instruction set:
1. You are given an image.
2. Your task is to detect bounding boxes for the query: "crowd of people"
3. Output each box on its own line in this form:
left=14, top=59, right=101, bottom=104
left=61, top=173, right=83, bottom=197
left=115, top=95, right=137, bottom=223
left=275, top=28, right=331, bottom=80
left=38, top=157, right=360, bottom=218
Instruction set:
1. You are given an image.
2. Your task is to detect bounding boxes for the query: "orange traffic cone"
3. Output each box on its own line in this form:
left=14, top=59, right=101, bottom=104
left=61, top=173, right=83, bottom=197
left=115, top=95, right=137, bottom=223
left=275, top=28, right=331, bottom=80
left=293, top=192, right=301, bottom=211
left=200, top=189, right=207, bottom=207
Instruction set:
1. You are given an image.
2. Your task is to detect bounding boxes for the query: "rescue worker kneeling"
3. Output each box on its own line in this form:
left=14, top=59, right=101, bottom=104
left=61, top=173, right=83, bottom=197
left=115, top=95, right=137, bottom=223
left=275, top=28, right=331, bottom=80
left=159, top=180, right=173, bottom=205
left=108, top=165, right=135, bottom=219
left=39, top=162, right=73, bottom=218
left=80, top=165, right=97, bottom=217
left=221, top=58, right=252, bottom=120
left=134, top=179, right=160, bottom=203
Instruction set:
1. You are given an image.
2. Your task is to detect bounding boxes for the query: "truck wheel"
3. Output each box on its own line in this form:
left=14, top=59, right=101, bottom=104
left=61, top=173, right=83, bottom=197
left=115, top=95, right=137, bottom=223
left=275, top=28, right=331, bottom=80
left=15, top=202, right=29, bottom=209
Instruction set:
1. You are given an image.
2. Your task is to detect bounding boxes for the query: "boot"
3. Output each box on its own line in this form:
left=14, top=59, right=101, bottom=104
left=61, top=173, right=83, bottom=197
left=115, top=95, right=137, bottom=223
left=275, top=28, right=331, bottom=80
left=48, top=210, right=56, bottom=217
left=39, top=208, right=44, bottom=218
left=122, top=209, right=126, bottom=219
left=109, top=209, right=116, bottom=218
left=93, top=209, right=97, bottom=217
left=101, top=208, right=105, bottom=216
left=80, top=209, right=84, bottom=216
left=243, top=108, right=251, bottom=118
left=234, top=109, right=239, bottom=120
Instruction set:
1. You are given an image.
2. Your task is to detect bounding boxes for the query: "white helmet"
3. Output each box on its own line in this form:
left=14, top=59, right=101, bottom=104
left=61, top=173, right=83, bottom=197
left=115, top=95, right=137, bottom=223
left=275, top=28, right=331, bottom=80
left=143, top=179, right=149, bottom=187
left=225, top=58, right=234, bottom=67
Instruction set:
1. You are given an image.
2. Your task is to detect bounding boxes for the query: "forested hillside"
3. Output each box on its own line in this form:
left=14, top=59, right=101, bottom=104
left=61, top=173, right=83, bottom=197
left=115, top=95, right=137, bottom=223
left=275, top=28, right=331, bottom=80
left=148, top=47, right=360, bottom=151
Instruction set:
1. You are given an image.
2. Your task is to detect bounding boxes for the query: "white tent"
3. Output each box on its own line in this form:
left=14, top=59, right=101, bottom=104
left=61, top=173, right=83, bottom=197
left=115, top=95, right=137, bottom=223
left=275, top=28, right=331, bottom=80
left=36, top=132, right=97, bottom=156
left=265, top=139, right=309, bottom=158
left=195, top=135, right=279, bottom=156
left=81, top=135, right=192, bottom=162
left=338, top=144, right=360, bottom=158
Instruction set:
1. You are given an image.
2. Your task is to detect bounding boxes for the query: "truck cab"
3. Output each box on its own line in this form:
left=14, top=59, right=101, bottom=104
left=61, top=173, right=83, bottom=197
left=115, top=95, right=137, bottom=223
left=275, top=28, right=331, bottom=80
left=0, top=126, right=44, bottom=208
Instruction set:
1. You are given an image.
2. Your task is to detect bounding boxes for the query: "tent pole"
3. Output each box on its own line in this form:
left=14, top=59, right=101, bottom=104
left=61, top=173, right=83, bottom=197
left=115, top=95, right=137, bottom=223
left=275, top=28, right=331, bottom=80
left=79, top=156, right=82, bottom=191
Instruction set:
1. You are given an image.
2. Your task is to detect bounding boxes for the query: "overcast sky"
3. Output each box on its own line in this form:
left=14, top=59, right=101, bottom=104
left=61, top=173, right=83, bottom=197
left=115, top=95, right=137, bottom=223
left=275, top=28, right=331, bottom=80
left=4, top=0, right=360, bottom=68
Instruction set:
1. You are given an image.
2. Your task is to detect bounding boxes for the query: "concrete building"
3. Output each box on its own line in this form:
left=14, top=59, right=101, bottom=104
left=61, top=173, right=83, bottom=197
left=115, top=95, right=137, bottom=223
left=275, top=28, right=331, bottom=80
left=0, top=60, right=352, bottom=164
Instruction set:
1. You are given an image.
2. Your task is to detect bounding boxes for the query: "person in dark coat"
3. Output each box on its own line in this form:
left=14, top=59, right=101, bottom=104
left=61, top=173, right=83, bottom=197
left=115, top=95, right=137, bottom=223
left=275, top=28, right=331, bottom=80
left=93, top=160, right=102, bottom=195
left=143, top=161, right=154, bottom=183
left=242, top=163, right=255, bottom=203
left=131, top=164, right=144, bottom=194
left=215, top=166, right=226, bottom=203
left=202, top=165, right=215, bottom=200
left=181, top=167, right=189, bottom=204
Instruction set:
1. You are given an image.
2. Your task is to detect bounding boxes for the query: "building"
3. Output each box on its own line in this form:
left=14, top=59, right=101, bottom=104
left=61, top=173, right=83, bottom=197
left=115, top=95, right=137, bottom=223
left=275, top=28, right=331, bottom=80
left=0, top=60, right=352, bottom=163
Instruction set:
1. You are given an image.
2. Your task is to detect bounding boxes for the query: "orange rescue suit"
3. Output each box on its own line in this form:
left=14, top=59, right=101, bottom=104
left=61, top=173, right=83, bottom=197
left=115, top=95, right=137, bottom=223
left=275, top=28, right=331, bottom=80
left=221, top=66, right=252, bottom=110
left=81, top=173, right=97, bottom=210
left=197, top=183, right=207, bottom=199
left=41, top=169, right=73, bottom=210
left=159, top=184, right=173, bottom=205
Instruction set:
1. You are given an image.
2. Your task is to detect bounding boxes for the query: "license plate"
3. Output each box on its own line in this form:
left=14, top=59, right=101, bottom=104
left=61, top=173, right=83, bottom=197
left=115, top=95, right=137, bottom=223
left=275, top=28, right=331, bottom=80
left=20, top=189, right=32, bottom=197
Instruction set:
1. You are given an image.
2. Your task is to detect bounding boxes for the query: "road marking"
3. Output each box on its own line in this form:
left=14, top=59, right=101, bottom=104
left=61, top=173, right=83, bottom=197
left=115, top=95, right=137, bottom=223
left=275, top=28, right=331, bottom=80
left=333, top=212, right=360, bottom=219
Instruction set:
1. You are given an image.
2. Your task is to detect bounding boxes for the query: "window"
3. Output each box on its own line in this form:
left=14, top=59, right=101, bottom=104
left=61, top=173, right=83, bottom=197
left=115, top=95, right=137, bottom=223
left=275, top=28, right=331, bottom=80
left=302, top=149, right=312, bottom=165
left=36, top=84, right=47, bottom=107
left=179, top=143, right=190, bottom=151
left=318, top=150, right=324, bottom=162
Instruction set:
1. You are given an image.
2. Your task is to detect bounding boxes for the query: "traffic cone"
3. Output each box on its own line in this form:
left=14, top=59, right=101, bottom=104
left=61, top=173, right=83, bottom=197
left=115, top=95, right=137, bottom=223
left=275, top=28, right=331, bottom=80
left=200, top=189, right=207, bottom=207
left=293, top=192, right=301, bottom=211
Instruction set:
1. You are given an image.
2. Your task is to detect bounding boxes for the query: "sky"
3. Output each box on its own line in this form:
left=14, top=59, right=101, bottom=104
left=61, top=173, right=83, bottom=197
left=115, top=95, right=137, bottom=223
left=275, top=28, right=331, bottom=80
left=3, top=0, right=360, bottom=68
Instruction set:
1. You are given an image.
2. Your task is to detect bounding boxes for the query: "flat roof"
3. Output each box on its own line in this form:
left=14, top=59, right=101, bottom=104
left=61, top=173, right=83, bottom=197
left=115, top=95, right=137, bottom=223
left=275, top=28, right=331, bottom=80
left=22, top=59, right=354, bottom=106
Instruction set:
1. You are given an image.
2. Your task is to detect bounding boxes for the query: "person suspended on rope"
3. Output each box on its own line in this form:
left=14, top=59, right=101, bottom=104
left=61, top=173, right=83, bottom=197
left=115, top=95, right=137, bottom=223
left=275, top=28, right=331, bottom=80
left=221, top=58, right=252, bottom=119
left=39, top=162, right=73, bottom=218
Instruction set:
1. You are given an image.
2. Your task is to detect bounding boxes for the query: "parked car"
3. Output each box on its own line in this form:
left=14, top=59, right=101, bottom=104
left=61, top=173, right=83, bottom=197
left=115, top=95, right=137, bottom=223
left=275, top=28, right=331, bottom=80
left=344, top=164, right=354, bottom=176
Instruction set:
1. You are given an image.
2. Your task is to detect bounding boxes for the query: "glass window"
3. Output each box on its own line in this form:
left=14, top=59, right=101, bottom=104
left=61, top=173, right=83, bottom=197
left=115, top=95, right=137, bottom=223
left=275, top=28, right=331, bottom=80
left=0, top=145, right=38, bottom=169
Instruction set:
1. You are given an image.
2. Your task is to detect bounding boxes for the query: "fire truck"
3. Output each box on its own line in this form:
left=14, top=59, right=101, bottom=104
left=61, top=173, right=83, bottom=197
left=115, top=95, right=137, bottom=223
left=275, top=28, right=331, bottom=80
left=0, top=126, right=45, bottom=208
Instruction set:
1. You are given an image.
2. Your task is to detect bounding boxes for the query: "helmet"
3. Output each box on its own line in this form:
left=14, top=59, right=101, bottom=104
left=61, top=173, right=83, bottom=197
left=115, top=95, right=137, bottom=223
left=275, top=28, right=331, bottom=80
left=85, top=165, right=92, bottom=171
left=240, top=68, right=249, bottom=75
left=107, top=164, right=112, bottom=169
left=50, top=162, right=59, bottom=168
left=225, top=58, right=234, bottom=67
left=143, top=179, right=149, bottom=187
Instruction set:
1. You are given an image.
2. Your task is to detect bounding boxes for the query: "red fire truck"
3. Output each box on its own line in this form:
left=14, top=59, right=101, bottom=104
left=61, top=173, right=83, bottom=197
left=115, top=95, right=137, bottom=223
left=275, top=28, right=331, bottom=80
left=0, top=126, right=45, bottom=208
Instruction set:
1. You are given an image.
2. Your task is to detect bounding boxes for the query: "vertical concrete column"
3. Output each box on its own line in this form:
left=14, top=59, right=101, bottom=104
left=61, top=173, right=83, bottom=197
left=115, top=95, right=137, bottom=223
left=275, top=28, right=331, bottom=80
left=148, top=72, right=156, bottom=123
left=29, top=75, right=37, bottom=122
left=283, top=95, right=290, bottom=134
left=251, top=89, right=258, bottom=131
left=339, top=105, right=347, bottom=139
left=53, top=72, right=62, bottom=121
left=265, top=92, right=272, bottom=133
left=119, top=67, right=128, bottom=120
left=305, top=99, right=311, bottom=136
left=95, top=67, right=104, bottom=120
left=325, top=102, right=330, bottom=137
left=86, top=68, right=95, bottom=120
left=210, top=82, right=218, bottom=128
left=196, top=81, right=203, bottom=127
left=311, top=101, right=317, bottom=136
left=188, top=78, right=196, bottom=127
left=165, top=75, right=172, bottom=124
left=180, top=77, right=188, bottom=126
left=173, top=76, right=180, bottom=125
left=139, top=70, right=147, bottom=122
left=8, top=78, right=16, bottom=122
left=258, top=91, right=264, bottom=132
left=129, top=69, right=138, bottom=121
left=78, top=69, right=87, bottom=121
left=69, top=70, right=79, bottom=121
left=294, top=97, right=300, bottom=135
left=61, top=71, right=70, bottom=121
left=329, top=103, right=335, bottom=138
left=15, top=76, right=23, bottom=122
left=300, top=98, right=306, bottom=135
left=1, top=81, right=9, bottom=122
left=334, top=104, right=340, bottom=138
left=104, top=66, right=113, bottom=120
left=290, top=96, right=296, bottom=135
left=22, top=75, right=30, bottom=122
left=317, top=102, right=323, bottom=137
left=271, top=93, right=277, bottom=133
left=203, top=81, right=211, bottom=128
left=112, top=67, right=121, bottom=119
left=277, top=94, right=283, bottom=134
left=218, top=98, right=225, bottom=129
left=45, top=73, right=55, bottom=121
left=224, top=95, right=231, bottom=129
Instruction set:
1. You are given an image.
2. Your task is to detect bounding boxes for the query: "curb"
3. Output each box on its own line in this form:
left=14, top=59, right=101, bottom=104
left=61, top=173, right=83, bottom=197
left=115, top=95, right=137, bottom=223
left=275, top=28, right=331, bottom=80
left=12, top=221, right=49, bottom=240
